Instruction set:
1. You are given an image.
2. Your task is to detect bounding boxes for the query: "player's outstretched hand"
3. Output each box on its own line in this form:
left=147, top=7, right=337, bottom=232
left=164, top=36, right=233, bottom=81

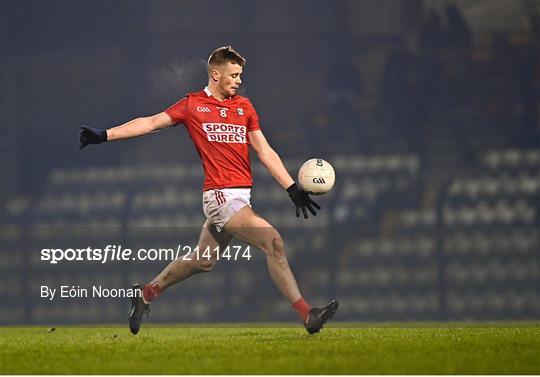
left=287, top=183, right=321, bottom=219
left=79, top=126, right=107, bottom=150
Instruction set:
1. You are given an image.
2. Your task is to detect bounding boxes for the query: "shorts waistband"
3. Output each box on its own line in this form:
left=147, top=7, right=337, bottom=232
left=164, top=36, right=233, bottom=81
left=206, top=186, right=252, bottom=191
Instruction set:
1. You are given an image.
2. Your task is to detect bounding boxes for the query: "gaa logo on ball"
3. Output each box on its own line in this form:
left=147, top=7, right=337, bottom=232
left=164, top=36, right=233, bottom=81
left=298, top=158, right=335, bottom=195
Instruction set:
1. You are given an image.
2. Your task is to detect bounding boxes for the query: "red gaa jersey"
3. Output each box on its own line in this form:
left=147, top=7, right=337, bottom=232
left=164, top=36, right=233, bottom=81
left=165, top=87, right=261, bottom=191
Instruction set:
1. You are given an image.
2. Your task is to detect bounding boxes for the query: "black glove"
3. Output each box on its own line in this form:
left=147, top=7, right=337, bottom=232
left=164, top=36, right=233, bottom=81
left=287, top=183, right=321, bottom=219
left=79, top=126, right=107, bottom=150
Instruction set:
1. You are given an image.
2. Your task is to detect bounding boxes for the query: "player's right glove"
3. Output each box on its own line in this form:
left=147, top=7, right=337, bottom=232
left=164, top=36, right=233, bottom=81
left=79, top=126, right=107, bottom=150
left=287, top=183, right=321, bottom=219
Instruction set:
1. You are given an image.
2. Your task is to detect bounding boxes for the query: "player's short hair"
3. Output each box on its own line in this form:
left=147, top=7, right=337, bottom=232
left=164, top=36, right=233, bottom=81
left=208, top=46, right=246, bottom=69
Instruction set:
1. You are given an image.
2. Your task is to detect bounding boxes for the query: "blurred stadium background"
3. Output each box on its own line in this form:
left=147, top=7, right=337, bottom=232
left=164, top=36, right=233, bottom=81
left=1, top=0, right=539, bottom=325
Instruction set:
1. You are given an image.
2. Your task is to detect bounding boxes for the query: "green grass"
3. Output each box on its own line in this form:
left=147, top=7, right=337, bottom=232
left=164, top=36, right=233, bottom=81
left=1, top=323, right=539, bottom=374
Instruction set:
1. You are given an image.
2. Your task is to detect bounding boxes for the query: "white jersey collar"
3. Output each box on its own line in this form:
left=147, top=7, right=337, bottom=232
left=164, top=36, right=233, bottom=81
left=204, top=86, right=231, bottom=101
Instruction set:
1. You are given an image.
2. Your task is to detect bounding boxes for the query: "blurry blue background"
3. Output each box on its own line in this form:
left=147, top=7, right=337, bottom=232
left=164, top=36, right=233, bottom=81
left=1, top=0, right=539, bottom=324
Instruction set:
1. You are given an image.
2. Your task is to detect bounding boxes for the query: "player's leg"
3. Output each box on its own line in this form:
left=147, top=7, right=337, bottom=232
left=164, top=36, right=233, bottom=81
left=224, top=206, right=301, bottom=303
left=152, top=220, right=233, bottom=292
left=129, top=220, right=232, bottom=334
left=223, top=205, right=339, bottom=333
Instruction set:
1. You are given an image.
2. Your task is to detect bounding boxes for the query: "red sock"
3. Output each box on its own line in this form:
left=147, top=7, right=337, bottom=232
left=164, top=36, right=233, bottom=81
left=142, top=278, right=162, bottom=303
left=292, top=297, right=312, bottom=323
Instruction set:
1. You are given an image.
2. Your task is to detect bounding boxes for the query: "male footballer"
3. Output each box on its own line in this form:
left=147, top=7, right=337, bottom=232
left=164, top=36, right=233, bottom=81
left=79, top=46, right=339, bottom=334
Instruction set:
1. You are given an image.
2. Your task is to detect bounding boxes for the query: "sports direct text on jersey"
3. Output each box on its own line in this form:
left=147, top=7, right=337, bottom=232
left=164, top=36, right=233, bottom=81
left=203, top=123, right=247, bottom=143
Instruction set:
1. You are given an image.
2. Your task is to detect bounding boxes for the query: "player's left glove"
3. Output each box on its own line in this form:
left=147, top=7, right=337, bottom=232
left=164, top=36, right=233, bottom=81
left=79, top=126, right=107, bottom=150
left=287, top=183, right=321, bottom=219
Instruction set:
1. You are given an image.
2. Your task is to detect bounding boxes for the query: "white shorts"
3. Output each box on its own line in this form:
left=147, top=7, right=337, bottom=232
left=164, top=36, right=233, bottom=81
left=202, top=188, right=251, bottom=232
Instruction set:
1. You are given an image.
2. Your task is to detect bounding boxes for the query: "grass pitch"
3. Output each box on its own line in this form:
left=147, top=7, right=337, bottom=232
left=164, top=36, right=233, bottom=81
left=1, top=323, right=539, bottom=374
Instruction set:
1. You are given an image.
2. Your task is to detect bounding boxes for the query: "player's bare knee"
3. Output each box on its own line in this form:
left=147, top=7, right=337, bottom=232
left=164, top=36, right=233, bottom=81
left=269, top=235, right=285, bottom=259
left=195, top=258, right=216, bottom=273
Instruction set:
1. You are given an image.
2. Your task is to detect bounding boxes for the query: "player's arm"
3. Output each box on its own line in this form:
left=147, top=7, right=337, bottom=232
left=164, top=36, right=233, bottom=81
left=248, top=130, right=294, bottom=189
left=79, top=112, right=174, bottom=149
left=107, top=112, right=174, bottom=140
left=249, top=130, right=320, bottom=218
